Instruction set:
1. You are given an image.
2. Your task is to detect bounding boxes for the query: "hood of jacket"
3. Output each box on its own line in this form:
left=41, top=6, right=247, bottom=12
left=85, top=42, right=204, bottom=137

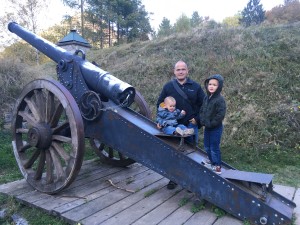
left=158, top=102, right=166, bottom=112
left=204, top=74, right=224, bottom=96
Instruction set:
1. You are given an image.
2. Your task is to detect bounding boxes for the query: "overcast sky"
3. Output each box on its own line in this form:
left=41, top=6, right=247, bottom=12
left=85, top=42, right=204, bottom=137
left=1, top=0, right=285, bottom=32
left=142, top=0, right=284, bottom=30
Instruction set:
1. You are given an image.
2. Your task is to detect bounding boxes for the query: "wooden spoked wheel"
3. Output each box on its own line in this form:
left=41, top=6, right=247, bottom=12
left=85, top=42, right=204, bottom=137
left=90, top=90, right=152, bottom=167
left=11, top=79, right=85, bottom=194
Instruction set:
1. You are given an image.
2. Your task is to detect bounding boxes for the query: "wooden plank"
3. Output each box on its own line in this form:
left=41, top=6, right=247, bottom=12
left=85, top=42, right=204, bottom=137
left=184, top=210, right=217, bottom=225
left=157, top=200, right=195, bottom=225
left=132, top=189, right=194, bottom=225
left=52, top=165, right=151, bottom=215
left=61, top=170, right=164, bottom=223
left=81, top=178, right=169, bottom=225
left=273, top=184, right=296, bottom=200
left=213, top=216, right=243, bottom=225
left=0, top=179, right=28, bottom=194
left=94, top=178, right=181, bottom=225
left=36, top=165, right=150, bottom=212
left=17, top=189, right=58, bottom=205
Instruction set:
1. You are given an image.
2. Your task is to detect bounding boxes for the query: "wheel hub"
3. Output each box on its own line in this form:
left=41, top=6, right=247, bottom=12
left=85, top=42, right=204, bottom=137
left=27, top=123, right=52, bottom=149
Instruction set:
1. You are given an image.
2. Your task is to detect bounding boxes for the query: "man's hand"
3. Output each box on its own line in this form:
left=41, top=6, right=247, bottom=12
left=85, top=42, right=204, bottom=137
left=157, top=123, right=162, bottom=129
left=189, top=118, right=197, bottom=125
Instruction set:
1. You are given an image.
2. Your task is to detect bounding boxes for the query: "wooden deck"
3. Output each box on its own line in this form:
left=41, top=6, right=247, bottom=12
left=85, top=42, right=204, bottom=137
left=0, top=159, right=299, bottom=225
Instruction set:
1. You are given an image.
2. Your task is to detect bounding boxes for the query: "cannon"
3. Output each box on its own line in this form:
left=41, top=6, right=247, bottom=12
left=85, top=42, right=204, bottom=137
left=8, top=22, right=296, bottom=224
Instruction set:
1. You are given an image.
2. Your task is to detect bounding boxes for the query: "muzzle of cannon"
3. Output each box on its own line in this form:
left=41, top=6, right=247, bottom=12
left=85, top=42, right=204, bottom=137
left=8, top=22, right=135, bottom=110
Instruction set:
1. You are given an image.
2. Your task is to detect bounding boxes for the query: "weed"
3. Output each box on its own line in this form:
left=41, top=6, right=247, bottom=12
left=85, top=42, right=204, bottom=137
left=211, top=206, right=226, bottom=218
left=126, top=179, right=134, bottom=184
left=190, top=200, right=205, bottom=213
left=178, top=197, right=189, bottom=207
left=243, top=220, right=251, bottom=225
left=144, top=188, right=158, bottom=197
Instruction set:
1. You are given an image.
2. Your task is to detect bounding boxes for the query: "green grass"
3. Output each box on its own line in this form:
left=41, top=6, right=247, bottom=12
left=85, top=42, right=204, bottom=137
left=0, top=131, right=23, bottom=184
left=0, top=194, right=68, bottom=225
left=222, top=144, right=300, bottom=187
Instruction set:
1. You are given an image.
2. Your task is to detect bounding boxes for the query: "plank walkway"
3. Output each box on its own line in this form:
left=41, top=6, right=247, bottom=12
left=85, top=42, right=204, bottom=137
left=0, top=159, right=299, bottom=225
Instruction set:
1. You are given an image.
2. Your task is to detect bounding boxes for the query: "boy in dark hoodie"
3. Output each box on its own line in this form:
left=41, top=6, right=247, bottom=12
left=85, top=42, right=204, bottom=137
left=200, top=74, right=226, bottom=175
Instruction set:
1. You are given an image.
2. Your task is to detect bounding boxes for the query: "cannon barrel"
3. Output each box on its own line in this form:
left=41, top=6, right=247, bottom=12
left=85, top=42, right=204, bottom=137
left=8, top=22, right=135, bottom=106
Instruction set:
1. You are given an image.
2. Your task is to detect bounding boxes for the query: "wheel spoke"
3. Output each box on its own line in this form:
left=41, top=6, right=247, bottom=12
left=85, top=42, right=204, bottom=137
left=52, top=141, right=71, bottom=163
left=52, top=121, right=69, bottom=135
left=50, top=103, right=64, bottom=127
left=18, top=110, right=38, bottom=127
left=45, top=90, right=55, bottom=123
left=34, top=90, right=46, bottom=122
left=23, top=148, right=40, bottom=169
left=49, top=146, right=65, bottom=181
left=24, top=97, right=41, bottom=122
left=45, top=150, right=54, bottom=184
left=34, top=150, right=46, bottom=180
left=52, top=135, right=72, bottom=143
left=16, top=128, right=29, bottom=134
left=19, top=143, right=32, bottom=152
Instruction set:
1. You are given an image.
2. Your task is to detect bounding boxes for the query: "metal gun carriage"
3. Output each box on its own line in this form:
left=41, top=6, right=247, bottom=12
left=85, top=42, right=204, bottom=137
left=8, top=22, right=296, bottom=225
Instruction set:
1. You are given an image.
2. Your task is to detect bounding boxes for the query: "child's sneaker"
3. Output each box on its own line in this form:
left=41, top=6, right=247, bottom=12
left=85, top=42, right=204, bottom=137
left=175, top=127, right=185, bottom=136
left=212, top=166, right=222, bottom=175
left=184, top=128, right=194, bottom=135
left=202, top=158, right=211, bottom=165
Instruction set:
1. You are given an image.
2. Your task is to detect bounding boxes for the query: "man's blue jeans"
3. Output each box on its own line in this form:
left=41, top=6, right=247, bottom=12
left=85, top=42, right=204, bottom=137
left=186, top=123, right=199, bottom=144
left=204, top=125, right=223, bottom=166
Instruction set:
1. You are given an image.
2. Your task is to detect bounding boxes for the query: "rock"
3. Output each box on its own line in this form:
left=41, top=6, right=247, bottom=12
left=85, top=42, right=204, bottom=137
left=11, top=213, right=29, bottom=225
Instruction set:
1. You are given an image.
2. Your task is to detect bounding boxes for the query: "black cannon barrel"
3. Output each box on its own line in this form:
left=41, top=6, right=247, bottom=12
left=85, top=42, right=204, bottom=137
left=8, top=22, right=135, bottom=106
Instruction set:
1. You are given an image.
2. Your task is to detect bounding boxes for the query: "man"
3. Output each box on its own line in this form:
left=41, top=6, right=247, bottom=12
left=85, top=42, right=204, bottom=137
left=156, top=60, right=205, bottom=189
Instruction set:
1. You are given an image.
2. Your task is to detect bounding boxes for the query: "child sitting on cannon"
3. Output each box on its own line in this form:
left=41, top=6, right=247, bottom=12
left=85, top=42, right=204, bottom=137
left=156, top=96, right=194, bottom=136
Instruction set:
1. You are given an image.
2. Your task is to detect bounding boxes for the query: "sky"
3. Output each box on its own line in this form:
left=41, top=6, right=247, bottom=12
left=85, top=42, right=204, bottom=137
left=142, top=0, right=284, bottom=30
left=1, top=0, right=285, bottom=32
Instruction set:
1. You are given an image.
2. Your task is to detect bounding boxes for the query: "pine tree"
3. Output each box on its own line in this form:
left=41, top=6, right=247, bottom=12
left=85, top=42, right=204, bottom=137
left=157, top=17, right=172, bottom=37
left=240, top=0, right=265, bottom=27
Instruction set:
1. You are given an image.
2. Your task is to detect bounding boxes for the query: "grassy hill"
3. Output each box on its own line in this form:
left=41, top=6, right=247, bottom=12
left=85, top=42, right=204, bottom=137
left=1, top=22, right=299, bottom=187
left=86, top=22, right=300, bottom=186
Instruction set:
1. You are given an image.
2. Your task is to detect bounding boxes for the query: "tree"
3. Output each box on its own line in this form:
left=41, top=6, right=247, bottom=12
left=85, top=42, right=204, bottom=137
left=190, top=11, right=203, bottom=27
left=157, top=17, right=172, bottom=37
left=265, top=0, right=300, bottom=24
left=84, top=0, right=152, bottom=44
left=239, top=0, right=265, bottom=27
left=223, top=14, right=241, bottom=27
left=174, top=14, right=191, bottom=33
left=0, top=0, right=48, bottom=65
left=61, top=0, right=85, bottom=37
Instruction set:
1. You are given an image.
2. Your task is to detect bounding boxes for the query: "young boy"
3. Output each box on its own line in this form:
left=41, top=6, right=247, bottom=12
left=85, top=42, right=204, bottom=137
left=200, top=74, right=226, bottom=175
left=156, top=96, right=194, bottom=136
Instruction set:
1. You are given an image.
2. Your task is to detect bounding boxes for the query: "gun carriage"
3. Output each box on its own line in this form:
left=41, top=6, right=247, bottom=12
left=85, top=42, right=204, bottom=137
left=8, top=22, right=296, bottom=225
